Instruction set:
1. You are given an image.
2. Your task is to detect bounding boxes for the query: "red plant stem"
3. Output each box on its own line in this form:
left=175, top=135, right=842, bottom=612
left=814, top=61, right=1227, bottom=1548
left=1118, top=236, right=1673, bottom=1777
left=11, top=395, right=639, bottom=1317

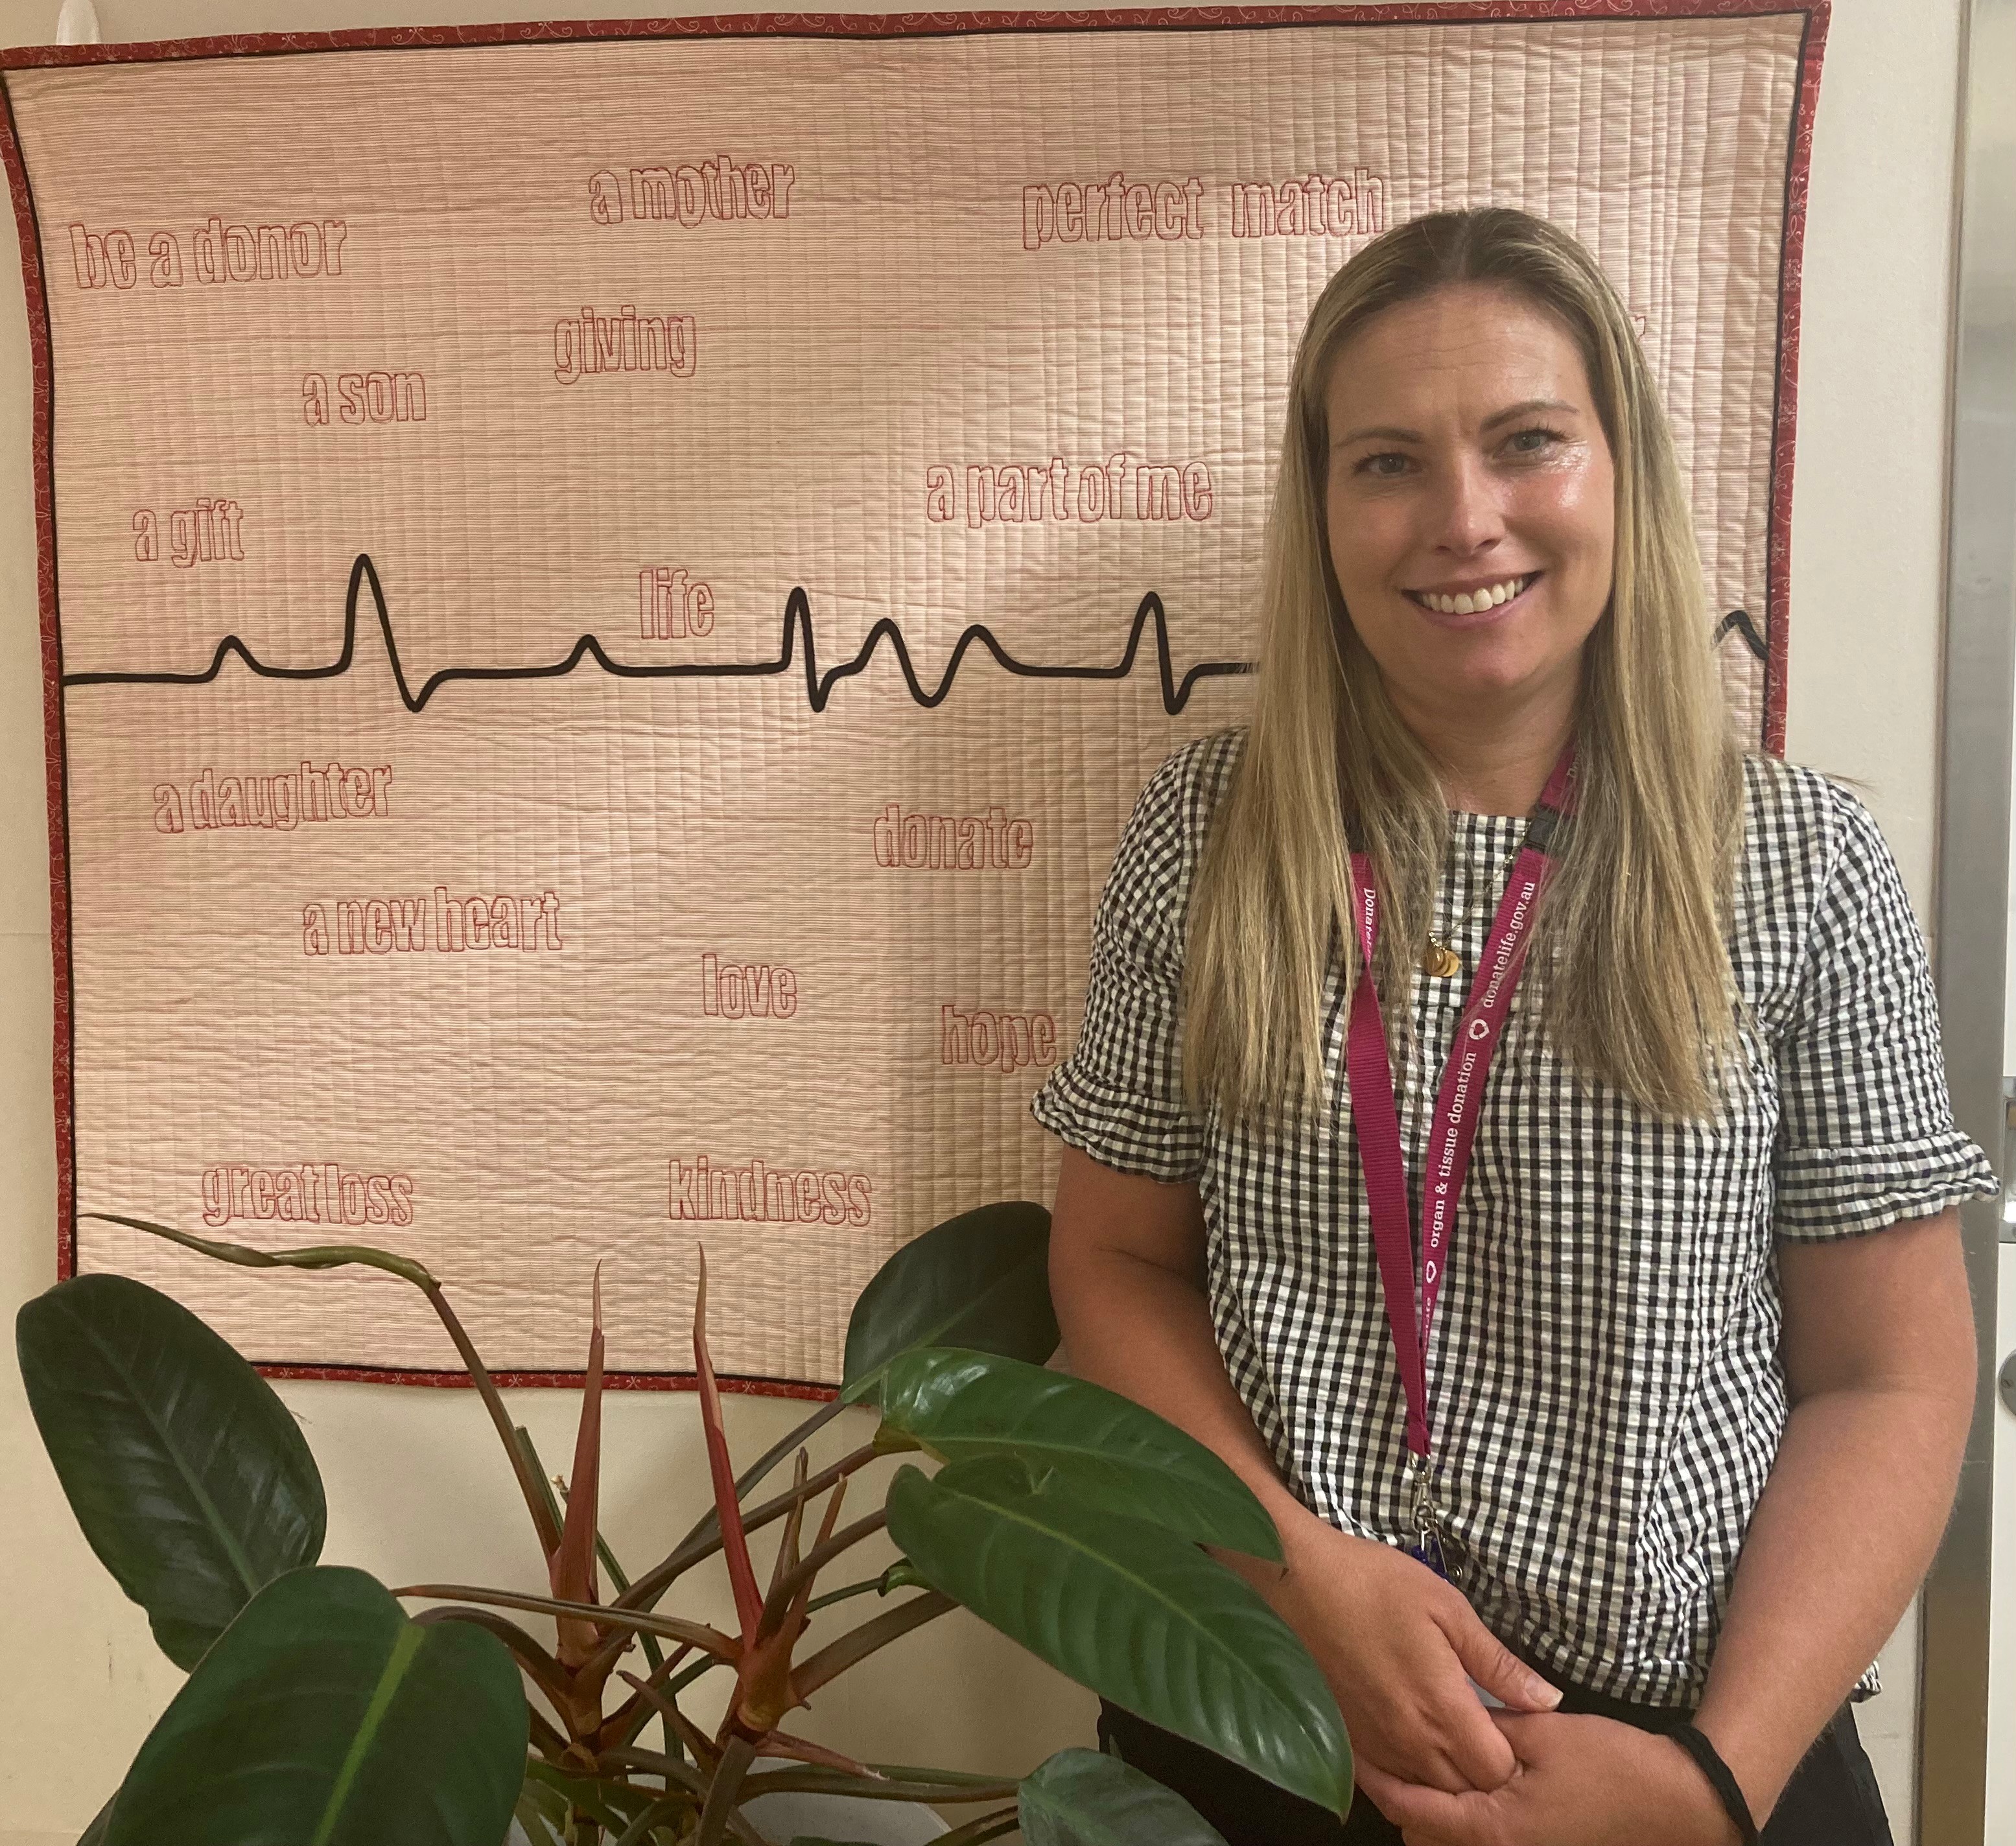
left=758, top=1476, right=849, bottom=1646
left=759, top=1508, right=889, bottom=1637
left=618, top=1668, right=719, bottom=1769
left=551, top=1266, right=607, bottom=1668
left=696, top=1733, right=760, bottom=1846
left=617, top=1441, right=882, bottom=1615
left=604, top=1642, right=694, bottom=1751
left=670, top=1396, right=851, bottom=1556
left=602, top=1753, right=771, bottom=1846
left=751, top=1728, right=879, bottom=1776
left=693, top=1252, right=765, bottom=1643
left=395, top=1583, right=740, bottom=1661
left=84, top=1213, right=563, bottom=1560
left=791, top=1477, right=849, bottom=1626
left=526, top=1704, right=572, bottom=1760
left=766, top=1449, right=812, bottom=1602
left=418, top=1279, right=565, bottom=1559
left=605, top=1795, right=697, bottom=1846
left=790, top=1590, right=955, bottom=1702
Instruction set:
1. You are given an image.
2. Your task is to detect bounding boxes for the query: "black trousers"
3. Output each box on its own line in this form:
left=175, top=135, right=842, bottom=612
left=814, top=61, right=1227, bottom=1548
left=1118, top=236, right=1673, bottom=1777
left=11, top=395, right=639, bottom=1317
left=1099, top=1687, right=1893, bottom=1845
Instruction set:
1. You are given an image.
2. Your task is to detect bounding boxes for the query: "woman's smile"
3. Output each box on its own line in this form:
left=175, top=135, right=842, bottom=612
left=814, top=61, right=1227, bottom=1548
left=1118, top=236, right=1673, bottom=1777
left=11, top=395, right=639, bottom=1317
left=1401, top=569, right=1544, bottom=625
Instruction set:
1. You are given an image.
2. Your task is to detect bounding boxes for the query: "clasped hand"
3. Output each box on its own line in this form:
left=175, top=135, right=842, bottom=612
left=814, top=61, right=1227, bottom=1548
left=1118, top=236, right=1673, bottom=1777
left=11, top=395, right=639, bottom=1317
left=1267, top=1523, right=1738, bottom=1845
left=1356, top=1713, right=1742, bottom=1846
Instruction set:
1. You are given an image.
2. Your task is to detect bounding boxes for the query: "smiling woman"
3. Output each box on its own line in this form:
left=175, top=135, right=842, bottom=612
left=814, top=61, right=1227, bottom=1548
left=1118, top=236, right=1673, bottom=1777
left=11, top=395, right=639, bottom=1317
left=1191, top=213, right=1737, bottom=1125
left=1032, top=207, right=1997, bottom=1846
left=1324, top=320, right=1613, bottom=723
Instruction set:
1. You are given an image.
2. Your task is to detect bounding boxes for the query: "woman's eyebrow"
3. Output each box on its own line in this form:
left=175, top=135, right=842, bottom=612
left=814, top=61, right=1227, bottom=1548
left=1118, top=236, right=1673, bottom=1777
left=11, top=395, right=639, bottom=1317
left=1335, top=422, right=1424, bottom=447
left=1479, top=396, right=1578, bottom=431
left=1334, top=397, right=1580, bottom=447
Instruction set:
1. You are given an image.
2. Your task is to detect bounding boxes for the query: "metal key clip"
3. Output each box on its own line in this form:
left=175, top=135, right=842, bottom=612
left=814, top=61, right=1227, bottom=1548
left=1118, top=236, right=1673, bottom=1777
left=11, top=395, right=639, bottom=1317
left=1406, top=1454, right=1438, bottom=1535
left=1405, top=1456, right=1469, bottom=1586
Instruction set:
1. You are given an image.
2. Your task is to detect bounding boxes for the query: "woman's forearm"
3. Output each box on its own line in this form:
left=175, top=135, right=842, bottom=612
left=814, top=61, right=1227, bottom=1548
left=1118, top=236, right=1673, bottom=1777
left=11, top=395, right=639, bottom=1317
left=1693, top=1379, right=1969, bottom=1822
left=1052, top=1239, right=1318, bottom=1550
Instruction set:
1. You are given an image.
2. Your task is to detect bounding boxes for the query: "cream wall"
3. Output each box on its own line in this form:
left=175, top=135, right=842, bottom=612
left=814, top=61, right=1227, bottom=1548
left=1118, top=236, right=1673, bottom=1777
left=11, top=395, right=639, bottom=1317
left=0, top=1, right=1973, bottom=1842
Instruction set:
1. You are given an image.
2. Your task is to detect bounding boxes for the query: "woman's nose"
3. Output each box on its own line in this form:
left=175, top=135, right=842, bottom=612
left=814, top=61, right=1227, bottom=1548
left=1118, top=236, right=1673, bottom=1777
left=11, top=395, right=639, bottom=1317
left=1425, top=453, right=1506, bottom=555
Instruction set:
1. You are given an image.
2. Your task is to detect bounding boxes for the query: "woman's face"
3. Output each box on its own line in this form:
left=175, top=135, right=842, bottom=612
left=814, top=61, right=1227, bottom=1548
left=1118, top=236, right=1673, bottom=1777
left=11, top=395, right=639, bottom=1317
left=1321, top=282, right=1616, bottom=730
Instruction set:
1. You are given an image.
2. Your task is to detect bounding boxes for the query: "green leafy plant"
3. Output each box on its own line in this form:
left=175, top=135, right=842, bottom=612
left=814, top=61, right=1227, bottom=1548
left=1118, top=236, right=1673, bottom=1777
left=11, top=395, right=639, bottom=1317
left=19, top=1203, right=1351, bottom=1846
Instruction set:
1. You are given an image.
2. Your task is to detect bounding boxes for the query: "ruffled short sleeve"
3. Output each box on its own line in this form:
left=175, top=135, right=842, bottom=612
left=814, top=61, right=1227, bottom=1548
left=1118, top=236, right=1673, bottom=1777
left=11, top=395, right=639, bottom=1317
left=1029, top=731, right=1241, bottom=1182
left=1772, top=783, right=1998, bottom=1237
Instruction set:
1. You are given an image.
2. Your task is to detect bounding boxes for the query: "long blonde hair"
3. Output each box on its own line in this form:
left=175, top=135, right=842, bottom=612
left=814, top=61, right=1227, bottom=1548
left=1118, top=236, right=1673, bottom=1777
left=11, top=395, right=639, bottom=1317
left=1184, top=207, right=1744, bottom=1123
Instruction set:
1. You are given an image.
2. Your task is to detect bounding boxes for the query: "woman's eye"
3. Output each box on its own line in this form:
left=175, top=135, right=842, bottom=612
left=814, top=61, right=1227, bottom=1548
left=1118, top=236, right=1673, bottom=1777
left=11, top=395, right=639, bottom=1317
left=1505, top=426, right=1565, bottom=456
left=1355, top=452, right=1411, bottom=478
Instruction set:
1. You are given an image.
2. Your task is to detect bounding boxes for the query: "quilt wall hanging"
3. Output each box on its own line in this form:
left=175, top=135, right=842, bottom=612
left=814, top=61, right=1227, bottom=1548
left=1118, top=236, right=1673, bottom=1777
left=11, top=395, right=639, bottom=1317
left=1, top=0, right=1827, bottom=1390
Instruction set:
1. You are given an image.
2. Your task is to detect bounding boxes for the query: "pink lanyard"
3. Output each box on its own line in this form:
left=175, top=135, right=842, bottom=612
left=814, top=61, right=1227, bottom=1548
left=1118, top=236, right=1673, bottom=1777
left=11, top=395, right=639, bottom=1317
left=1343, top=748, right=1578, bottom=1488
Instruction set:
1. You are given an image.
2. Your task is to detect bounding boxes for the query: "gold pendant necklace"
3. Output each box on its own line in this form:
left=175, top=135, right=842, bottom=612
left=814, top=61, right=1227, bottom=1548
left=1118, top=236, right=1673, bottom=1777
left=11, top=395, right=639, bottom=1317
left=1422, top=939, right=1462, bottom=979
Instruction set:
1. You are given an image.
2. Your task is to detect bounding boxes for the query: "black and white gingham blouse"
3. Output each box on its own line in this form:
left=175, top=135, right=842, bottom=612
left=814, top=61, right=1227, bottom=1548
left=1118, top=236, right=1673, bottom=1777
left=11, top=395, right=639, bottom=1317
left=1032, top=729, right=1997, bottom=1706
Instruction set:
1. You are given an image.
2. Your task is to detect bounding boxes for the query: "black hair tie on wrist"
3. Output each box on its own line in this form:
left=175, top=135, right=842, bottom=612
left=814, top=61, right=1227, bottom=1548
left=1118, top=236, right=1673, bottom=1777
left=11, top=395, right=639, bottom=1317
left=1667, top=1723, right=1761, bottom=1845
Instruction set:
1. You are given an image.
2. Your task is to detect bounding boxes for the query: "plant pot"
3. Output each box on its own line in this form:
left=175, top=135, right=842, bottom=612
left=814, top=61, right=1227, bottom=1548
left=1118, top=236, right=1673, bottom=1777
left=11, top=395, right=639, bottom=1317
left=506, top=1760, right=950, bottom=1845
left=740, top=1758, right=950, bottom=1843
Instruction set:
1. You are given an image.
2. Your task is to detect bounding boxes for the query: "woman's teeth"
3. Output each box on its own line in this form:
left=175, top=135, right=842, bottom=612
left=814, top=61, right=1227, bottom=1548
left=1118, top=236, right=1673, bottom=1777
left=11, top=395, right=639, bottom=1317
left=1409, top=574, right=1535, bottom=616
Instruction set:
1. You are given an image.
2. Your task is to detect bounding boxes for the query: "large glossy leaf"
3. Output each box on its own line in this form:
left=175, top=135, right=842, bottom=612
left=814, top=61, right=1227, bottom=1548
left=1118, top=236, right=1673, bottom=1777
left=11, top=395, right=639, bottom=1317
left=841, top=1202, right=1056, bottom=1404
left=886, top=1459, right=1348, bottom=1815
left=16, top=1274, right=326, bottom=1668
left=878, top=1349, right=1280, bottom=1561
left=1018, top=1748, right=1229, bottom=1846
left=104, top=1565, right=527, bottom=1846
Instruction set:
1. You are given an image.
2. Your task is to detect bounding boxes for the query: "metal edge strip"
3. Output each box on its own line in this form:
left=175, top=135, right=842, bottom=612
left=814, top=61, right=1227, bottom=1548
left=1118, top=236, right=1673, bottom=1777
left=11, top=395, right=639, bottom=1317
left=1922, top=0, right=2016, bottom=1838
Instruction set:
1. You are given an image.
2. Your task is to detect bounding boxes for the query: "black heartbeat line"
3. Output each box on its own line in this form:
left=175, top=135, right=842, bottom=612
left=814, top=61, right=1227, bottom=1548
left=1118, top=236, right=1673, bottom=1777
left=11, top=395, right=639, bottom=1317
left=60, top=554, right=1250, bottom=717
left=1714, top=607, right=1767, bottom=662
left=58, top=556, right=1764, bottom=705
